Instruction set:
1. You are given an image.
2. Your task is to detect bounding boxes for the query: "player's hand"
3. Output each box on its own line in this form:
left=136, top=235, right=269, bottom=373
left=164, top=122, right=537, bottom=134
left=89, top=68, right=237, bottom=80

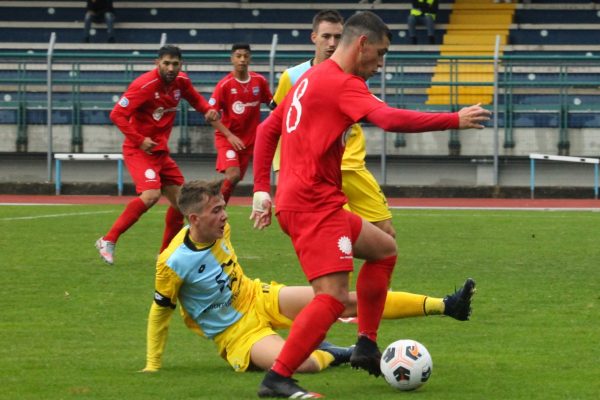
left=250, top=191, right=272, bottom=230
left=205, top=109, right=219, bottom=122
left=140, top=137, right=158, bottom=154
left=226, top=134, right=246, bottom=151
left=457, top=103, right=491, bottom=129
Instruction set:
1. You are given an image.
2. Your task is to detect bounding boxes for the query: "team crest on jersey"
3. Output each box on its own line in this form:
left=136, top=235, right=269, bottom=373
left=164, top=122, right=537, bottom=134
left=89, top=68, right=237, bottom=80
left=252, top=86, right=259, bottom=96
left=153, top=107, right=164, bottom=121
left=173, top=89, right=181, bottom=101
left=118, top=96, right=129, bottom=107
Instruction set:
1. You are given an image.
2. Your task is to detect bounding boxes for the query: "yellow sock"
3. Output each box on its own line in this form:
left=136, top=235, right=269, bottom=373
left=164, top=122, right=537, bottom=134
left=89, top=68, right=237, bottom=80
left=424, top=296, right=445, bottom=316
left=309, top=349, right=334, bottom=371
left=381, top=292, right=444, bottom=318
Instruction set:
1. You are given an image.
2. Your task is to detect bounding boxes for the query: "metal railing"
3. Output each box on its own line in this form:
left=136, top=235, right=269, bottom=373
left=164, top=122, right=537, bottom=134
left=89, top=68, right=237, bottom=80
left=1, top=35, right=600, bottom=185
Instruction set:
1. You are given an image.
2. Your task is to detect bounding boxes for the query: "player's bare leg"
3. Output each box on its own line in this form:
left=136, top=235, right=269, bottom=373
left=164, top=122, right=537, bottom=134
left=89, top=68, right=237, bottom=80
left=221, top=166, right=241, bottom=203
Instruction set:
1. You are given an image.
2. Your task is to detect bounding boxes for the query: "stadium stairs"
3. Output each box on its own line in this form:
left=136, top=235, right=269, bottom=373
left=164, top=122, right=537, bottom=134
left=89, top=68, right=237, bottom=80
left=427, top=0, right=516, bottom=105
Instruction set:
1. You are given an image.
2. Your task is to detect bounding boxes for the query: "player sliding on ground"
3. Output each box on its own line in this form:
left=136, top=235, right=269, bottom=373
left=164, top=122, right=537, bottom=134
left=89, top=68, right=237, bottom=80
left=142, top=179, right=475, bottom=375
left=251, top=11, right=488, bottom=398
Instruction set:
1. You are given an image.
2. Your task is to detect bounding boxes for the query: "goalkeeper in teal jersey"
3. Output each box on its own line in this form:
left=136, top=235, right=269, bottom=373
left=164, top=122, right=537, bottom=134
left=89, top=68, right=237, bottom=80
left=143, top=179, right=475, bottom=373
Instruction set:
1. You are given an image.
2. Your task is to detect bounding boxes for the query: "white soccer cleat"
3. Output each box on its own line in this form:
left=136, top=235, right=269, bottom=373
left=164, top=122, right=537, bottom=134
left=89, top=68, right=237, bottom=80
left=95, top=237, right=115, bottom=265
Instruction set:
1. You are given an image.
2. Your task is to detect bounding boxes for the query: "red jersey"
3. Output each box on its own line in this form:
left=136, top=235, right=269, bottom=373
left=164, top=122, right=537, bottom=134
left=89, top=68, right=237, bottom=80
left=253, top=59, right=459, bottom=213
left=209, top=72, right=272, bottom=148
left=110, top=69, right=212, bottom=153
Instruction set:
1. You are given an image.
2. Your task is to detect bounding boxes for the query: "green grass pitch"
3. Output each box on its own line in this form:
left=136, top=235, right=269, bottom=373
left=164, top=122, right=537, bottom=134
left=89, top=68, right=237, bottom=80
left=1, top=204, right=598, bottom=399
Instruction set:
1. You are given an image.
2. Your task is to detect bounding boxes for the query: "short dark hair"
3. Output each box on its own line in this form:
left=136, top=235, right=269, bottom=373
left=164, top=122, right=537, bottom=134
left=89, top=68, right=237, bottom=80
left=231, top=43, right=251, bottom=52
left=157, top=45, right=182, bottom=60
left=312, top=9, right=344, bottom=32
left=178, top=179, right=224, bottom=217
left=341, top=11, right=392, bottom=45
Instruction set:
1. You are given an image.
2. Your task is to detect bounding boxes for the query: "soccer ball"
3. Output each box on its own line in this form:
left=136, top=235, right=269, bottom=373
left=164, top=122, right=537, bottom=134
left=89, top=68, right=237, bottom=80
left=380, top=339, right=433, bottom=391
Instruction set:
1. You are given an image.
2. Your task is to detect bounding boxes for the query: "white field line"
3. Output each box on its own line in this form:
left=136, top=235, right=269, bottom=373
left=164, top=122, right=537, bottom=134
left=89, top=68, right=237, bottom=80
left=389, top=206, right=600, bottom=212
left=0, top=210, right=114, bottom=221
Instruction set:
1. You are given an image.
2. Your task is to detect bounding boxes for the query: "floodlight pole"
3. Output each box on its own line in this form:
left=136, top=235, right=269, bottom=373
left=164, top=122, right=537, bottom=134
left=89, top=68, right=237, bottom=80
left=47, top=32, right=56, bottom=183
left=269, top=34, right=279, bottom=186
left=493, top=35, right=501, bottom=187
left=160, top=32, right=167, bottom=47
left=380, top=54, right=387, bottom=184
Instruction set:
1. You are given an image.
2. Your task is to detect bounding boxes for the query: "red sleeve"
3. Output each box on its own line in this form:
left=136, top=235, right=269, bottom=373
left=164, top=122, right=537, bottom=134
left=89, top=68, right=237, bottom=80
left=253, top=106, right=283, bottom=193
left=365, top=105, right=459, bottom=133
left=109, top=83, right=148, bottom=148
left=181, top=76, right=212, bottom=114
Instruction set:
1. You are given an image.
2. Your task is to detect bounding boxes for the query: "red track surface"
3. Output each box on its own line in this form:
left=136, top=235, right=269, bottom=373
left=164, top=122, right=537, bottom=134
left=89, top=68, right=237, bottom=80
left=1, top=194, right=599, bottom=209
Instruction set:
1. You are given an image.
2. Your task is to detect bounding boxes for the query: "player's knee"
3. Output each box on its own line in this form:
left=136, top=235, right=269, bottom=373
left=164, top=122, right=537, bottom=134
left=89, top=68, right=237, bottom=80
left=380, top=236, right=397, bottom=258
left=140, top=189, right=161, bottom=207
left=225, top=170, right=241, bottom=183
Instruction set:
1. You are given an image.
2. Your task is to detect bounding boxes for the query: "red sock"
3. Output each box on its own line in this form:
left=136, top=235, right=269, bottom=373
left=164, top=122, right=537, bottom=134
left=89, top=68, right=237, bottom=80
left=104, top=197, right=148, bottom=243
left=221, top=178, right=235, bottom=204
left=356, top=255, right=397, bottom=342
left=271, top=294, right=345, bottom=377
left=160, top=206, right=184, bottom=252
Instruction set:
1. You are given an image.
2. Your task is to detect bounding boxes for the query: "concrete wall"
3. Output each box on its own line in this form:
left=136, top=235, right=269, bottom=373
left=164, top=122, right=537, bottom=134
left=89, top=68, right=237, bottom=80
left=1, top=126, right=599, bottom=194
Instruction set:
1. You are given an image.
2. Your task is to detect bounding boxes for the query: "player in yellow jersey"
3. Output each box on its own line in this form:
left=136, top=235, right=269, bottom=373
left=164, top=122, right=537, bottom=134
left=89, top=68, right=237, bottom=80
left=271, top=9, right=396, bottom=237
left=143, top=179, right=475, bottom=374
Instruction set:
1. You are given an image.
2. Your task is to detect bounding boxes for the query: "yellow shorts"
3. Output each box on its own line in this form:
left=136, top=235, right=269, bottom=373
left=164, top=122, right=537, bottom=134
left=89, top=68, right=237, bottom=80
left=213, top=279, right=292, bottom=372
left=342, top=168, right=392, bottom=222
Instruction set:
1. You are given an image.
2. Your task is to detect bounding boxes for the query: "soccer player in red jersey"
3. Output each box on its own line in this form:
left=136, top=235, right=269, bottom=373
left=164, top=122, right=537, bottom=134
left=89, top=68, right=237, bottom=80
left=209, top=43, right=273, bottom=203
left=95, top=45, right=229, bottom=265
left=251, top=12, right=491, bottom=398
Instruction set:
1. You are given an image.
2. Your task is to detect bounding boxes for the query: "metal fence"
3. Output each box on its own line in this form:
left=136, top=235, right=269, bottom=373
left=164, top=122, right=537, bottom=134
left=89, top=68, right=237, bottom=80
left=1, top=36, right=600, bottom=183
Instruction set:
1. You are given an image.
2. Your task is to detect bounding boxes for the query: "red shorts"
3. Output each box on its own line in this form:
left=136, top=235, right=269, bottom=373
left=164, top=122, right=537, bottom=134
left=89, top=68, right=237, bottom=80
left=276, top=208, right=363, bottom=281
left=215, top=137, right=252, bottom=180
left=123, top=147, right=184, bottom=193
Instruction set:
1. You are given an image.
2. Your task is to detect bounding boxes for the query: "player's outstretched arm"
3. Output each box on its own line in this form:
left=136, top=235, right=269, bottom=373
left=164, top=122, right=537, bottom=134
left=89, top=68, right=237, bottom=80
left=141, top=302, right=174, bottom=373
left=457, top=103, right=491, bottom=129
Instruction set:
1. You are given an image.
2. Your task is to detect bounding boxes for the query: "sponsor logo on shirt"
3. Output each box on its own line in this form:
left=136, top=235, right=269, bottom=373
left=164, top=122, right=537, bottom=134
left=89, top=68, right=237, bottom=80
left=152, top=107, right=178, bottom=121
left=204, top=298, right=232, bottom=312
left=118, top=97, right=129, bottom=107
left=337, top=236, right=353, bottom=259
left=232, top=100, right=259, bottom=115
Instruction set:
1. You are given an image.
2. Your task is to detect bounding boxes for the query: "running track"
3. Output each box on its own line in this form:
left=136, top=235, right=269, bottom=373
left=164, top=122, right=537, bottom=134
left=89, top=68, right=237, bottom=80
left=1, top=194, right=599, bottom=210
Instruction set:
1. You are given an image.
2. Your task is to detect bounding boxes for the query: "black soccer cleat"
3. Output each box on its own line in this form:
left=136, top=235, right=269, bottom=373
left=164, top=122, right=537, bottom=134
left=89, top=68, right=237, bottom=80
left=257, top=370, right=322, bottom=398
left=318, top=341, right=355, bottom=367
left=443, top=278, right=476, bottom=321
left=349, top=335, right=382, bottom=377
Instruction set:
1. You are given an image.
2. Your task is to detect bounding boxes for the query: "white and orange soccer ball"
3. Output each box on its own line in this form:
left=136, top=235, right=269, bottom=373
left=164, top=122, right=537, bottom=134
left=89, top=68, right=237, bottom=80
left=380, top=339, right=433, bottom=391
